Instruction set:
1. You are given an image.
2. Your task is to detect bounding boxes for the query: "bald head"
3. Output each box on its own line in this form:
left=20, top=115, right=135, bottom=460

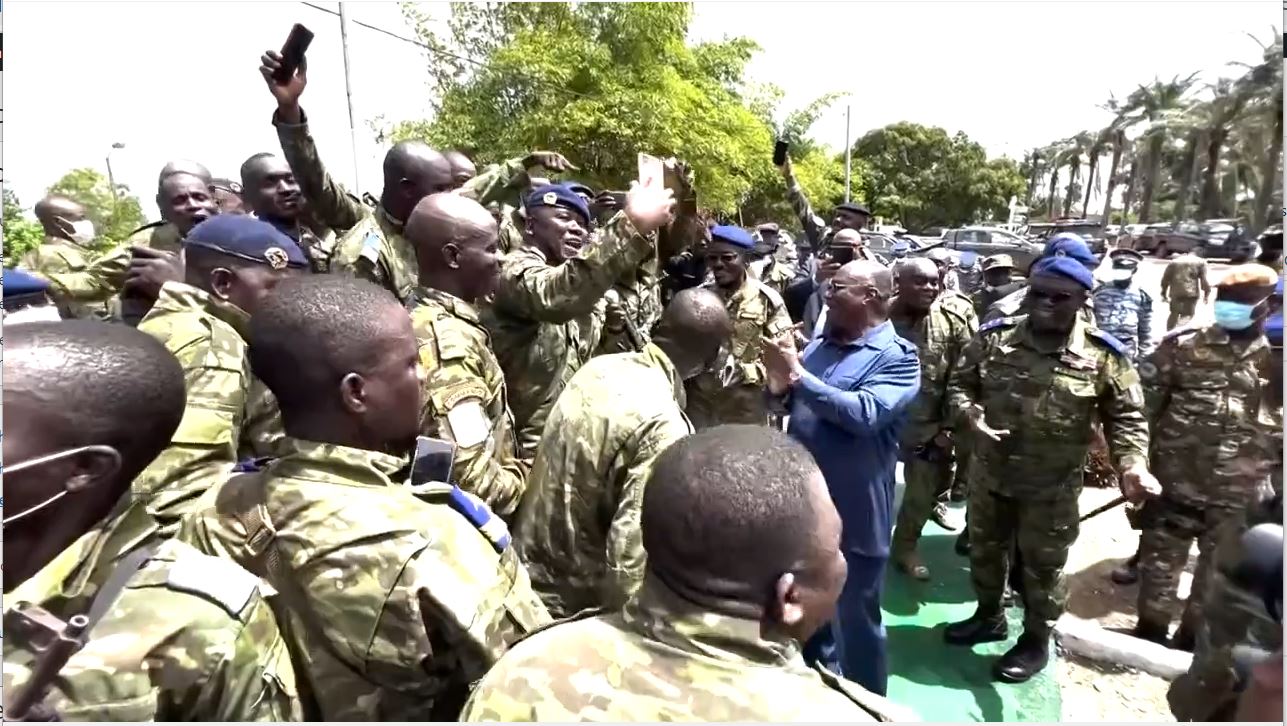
left=33, top=195, right=88, bottom=238
left=157, top=160, right=212, bottom=188
left=445, top=150, right=477, bottom=187
left=895, top=257, right=938, bottom=281
left=837, top=259, right=893, bottom=296
left=405, top=193, right=501, bottom=302
left=832, top=228, right=863, bottom=247
left=381, top=141, right=455, bottom=221
left=652, top=287, right=733, bottom=380
left=406, top=193, right=497, bottom=255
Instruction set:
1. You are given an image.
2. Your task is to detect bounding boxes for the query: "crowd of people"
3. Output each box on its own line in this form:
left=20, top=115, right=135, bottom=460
left=3, top=47, right=1284, bottom=723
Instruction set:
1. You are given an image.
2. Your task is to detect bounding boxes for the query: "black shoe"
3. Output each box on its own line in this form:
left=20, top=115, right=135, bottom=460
left=949, top=486, right=967, bottom=503
left=1133, top=620, right=1169, bottom=645
left=955, top=530, right=971, bottom=556
left=944, top=611, right=1008, bottom=646
left=1171, top=626, right=1195, bottom=652
left=993, top=632, right=1050, bottom=683
left=930, top=503, right=957, bottom=531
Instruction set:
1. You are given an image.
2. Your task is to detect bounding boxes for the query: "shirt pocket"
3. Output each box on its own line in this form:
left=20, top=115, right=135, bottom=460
left=1036, top=370, right=1098, bottom=439
left=1173, top=367, right=1229, bottom=420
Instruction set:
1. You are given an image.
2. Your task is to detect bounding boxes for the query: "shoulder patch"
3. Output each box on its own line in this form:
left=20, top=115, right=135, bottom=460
left=1088, top=328, right=1129, bottom=356
left=978, top=316, right=1018, bottom=334
left=447, top=485, right=511, bottom=553
left=360, top=231, right=382, bottom=265
left=446, top=399, right=492, bottom=449
left=750, top=277, right=786, bottom=308
left=163, top=548, right=260, bottom=618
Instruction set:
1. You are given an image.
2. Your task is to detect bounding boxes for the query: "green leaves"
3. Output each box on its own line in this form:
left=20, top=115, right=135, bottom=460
left=3, top=188, right=46, bottom=267
left=45, top=168, right=147, bottom=245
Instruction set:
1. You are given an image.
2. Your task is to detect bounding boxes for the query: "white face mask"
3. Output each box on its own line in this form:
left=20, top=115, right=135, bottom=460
left=5, top=305, right=62, bottom=325
left=65, top=218, right=96, bottom=245
left=1, top=445, right=121, bottom=525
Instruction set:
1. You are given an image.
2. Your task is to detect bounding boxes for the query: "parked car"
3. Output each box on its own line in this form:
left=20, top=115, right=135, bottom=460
left=1142, top=222, right=1207, bottom=257
left=1196, top=219, right=1254, bottom=261
left=942, top=226, right=1045, bottom=273
left=1115, top=223, right=1151, bottom=250
left=1028, top=218, right=1108, bottom=255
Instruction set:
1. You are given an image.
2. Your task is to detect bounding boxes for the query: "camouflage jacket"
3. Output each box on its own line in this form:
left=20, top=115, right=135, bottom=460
left=1091, top=282, right=1154, bottom=361
left=1160, top=253, right=1211, bottom=301
left=512, top=344, right=693, bottom=619
left=782, top=168, right=877, bottom=262
left=3, top=537, right=299, bottom=721
left=275, top=110, right=521, bottom=299
left=459, top=575, right=917, bottom=722
left=891, top=294, right=979, bottom=446
left=685, top=275, right=794, bottom=429
left=1139, top=325, right=1274, bottom=509
left=598, top=249, right=664, bottom=355
left=483, top=213, right=657, bottom=460
left=20, top=235, right=111, bottom=319
left=240, top=377, right=287, bottom=461
left=133, top=282, right=250, bottom=534
left=42, top=222, right=181, bottom=310
left=177, top=437, right=551, bottom=721
left=946, top=315, right=1150, bottom=499
left=409, top=285, right=528, bottom=518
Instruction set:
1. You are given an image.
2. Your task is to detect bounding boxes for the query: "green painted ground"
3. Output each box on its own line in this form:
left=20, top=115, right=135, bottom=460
left=884, top=478, right=1062, bottom=722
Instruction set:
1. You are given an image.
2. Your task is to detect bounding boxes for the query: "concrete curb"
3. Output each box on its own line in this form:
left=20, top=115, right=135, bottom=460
left=1054, top=614, right=1192, bottom=679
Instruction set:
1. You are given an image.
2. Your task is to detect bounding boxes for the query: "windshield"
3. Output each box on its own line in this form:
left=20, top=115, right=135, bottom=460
left=1055, top=224, right=1101, bottom=238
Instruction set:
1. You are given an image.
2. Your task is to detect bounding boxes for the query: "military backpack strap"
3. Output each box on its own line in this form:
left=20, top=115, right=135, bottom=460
left=85, top=545, right=159, bottom=630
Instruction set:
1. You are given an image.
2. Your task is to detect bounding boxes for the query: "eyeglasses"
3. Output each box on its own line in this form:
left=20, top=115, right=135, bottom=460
left=1028, top=288, right=1076, bottom=304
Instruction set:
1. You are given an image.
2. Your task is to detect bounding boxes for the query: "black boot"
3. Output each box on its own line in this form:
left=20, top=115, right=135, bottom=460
left=955, top=530, right=971, bottom=556
left=993, top=631, right=1050, bottom=683
left=1170, top=624, right=1195, bottom=652
left=945, top=610, right=1008, bottom=646
left=1133, top=619, right=1169, bottom=645
left=1110, top=552, right=1140, bottom=585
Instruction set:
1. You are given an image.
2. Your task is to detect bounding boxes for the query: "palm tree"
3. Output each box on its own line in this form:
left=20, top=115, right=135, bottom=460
left=1061, top=132, right=1092, bottom=217
left=1174, top=127, right=1207, bottom=223
left=1191, top=78, right=1255, bottom=219
left=1230, top=29, right=1284, bottom=231
left=1083, top=125, right=1116, bottom=217
left=1119, top=73, right=1200, bottom=222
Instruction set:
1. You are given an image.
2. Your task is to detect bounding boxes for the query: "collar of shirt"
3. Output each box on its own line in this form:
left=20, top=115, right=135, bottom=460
left=1013, top=314, right=1095, bottom=360
left=267, top=437, right=410, bottom=488
left=151, top=281, right=251, bottom=340
left=621, top=574, right=805, bottom=669
left=640, top=342, right=686, bottom=409
left=1196, top=323, right=1269, bottom=358
left=408, top=285, right=483, bottom=326
left=822, top=318, right=896, bottom=350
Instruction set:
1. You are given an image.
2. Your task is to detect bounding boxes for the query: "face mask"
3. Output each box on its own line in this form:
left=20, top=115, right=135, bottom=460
left=64, top=218, right=96, bottom=245
left=5, top=305, right=62, bottom=325
left=1213, top=300, right=1259, bottom=331
left=2, top=445, right=121, bottom=525
left=1108, top=268, right=1134, bottom=285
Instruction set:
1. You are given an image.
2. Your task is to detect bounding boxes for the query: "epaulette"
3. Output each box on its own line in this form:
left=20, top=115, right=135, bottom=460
left=978, top=316, right=1019, bottom=334
left=160, top=544, right=260, bottom=618
left=1088, top=328, right=1129, bottom=356
left=749, top=277, right=786, bottom=308
left=447, top=485, right=511, bottom=553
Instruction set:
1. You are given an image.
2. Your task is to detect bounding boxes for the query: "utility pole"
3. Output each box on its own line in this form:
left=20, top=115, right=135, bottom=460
left=106, top=142, right=125, bottom=211
left=843, top=104, right=852, bottom=203
left=339, top=2, right=361, bottom=193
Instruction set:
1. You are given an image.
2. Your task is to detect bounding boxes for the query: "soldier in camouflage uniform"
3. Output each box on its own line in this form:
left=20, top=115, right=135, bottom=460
left=1160, top=251, right=1212, bottom=331
left=239, top=151, right=336, bottom=273
left=37, top=167, right=216, bottom=322
left=889, top=259, right=977, bottom=581
left=749, top=222, right=802, bottom=298
left=1134, top=265, right=1279, bottom=647
left=512, top=288, right=732, bottom=617
left=464, top=425, right=917, bottom=722
left=945, top=256, right=1156, bottom=683
left=22, top=195, right=110, bottom=320
left=3, top=320, right=299, bottom=721
left=777, top=153, right=875, bottom=261
left=484, top=182, right=673, bottom=461
left=403, top=194, right=528, bottom=518
left=179, top=275, right=551, bottom=721
left=1091, top=248, right=1154, bottom=362
left=685, top=225, right=795, bottom=429
left=211, top=177, right=247, bottom=215
left=130, top=216, right=306, bottom=542
left=983, top=234, right=1100, bottom=325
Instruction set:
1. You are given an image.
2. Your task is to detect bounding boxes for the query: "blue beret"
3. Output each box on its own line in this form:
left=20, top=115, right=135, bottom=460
left=1042, top=233, right=1098, bottom=269
left=1267, top=311, right=1283, bottom=347
left=3, top=267, right=51, bottom=297
left=561, top=181, right=595, bottom=198
left=959, top=251, right=978, bottom=268
left=526, top=184, right=590, bottom=223
left=709, top=225, right=755, bottom=250
left=1031, top=256, right=1094, bottom=290
left=184, top=215, right=307, bottom=269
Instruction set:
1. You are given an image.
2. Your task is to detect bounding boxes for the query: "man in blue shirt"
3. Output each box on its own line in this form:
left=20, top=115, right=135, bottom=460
left=765, top=259, right=920, bottom=696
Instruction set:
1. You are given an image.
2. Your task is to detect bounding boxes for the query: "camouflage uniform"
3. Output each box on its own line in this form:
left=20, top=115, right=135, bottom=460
left=782, top=168, right=876, bottom=262
left=460, top=575, right=917, bottom=722
left=1167, top=486, right=1283, bottom=721
left=956, top=265, right=984, bottom=296
left=177, top=437, right=552, bottom=721
left=409, top=285, right=528, bottom=518
left=19, top=235, right=110, bottom=319
left=684, top=275, right=794, bottom=429
left=131, top=281, right=250, bottom=537
left=1135, top=324, right=1275, bottom=635
left=983, top=283, right=1096, bottom=325
left=946, top=314, right=1150, bottom=635
left=3, top=537, right=300, bottom=721
left=42, top=222, right=182, bottom=319
left=1091, top=281, right=1154, bottom=361
left=273, top=110, right=517, bottom=301
left=1160, top=253, right=1211, bottom=330
left=512, top=343, right=693, bottom=618
left=483, top=213, right=657, bottom=461
left=598, top=251, right=664, bottom=355
left=240, top=378, right=287, bottom=461
left=890, top=295, right=977, bottom=556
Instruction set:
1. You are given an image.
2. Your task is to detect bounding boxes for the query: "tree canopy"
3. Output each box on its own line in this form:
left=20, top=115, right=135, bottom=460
left=46, top=168, right=147, bottom=244
left=3, top=188, right=46, bottom=267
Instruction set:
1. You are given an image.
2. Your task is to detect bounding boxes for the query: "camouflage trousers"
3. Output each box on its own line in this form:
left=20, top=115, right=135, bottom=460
left=1136, top=497, right=1243, bottom=633
left=892, top=453, right=952, bottom=553
left=1166, top=297, right=1199, bottom=331
left=967, top=486, right=1080, bottom=637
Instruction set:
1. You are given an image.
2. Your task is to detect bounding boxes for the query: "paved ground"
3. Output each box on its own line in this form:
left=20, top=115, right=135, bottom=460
left=882, top=251, right=1235, bottom=721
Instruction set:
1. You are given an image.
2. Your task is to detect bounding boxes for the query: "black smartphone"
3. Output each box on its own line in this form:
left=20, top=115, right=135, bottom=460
left=608, top=191, right=628, bottom=209
left=829, top=245, right=855, bottom=265
left=773, top=139, right=789, bottom=166
left=273, top=24, right=314, bottom=84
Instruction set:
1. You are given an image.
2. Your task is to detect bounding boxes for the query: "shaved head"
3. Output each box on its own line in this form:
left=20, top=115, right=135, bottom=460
left=445, top=150, right=477, bottom=186
left=33, top=195, right=87, bottom=235
left=832, top=228, right=863, bottom=247
left=405, top=193, right=502, bottom=302
left=381, top=141, right=455, bottom=221
left=651, top=287, right=733, bottom=380
left=157, top=159, right=212, bottom=188
left=895, top=257, right=938, bottom=281
left=837, top=259, right=893, bottom=296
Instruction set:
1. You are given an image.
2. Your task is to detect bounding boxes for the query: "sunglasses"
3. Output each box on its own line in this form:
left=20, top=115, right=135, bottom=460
left=1028, top=288, right=1076, bottom=304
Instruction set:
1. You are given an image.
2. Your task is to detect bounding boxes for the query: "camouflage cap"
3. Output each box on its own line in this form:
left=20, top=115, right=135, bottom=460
left=1217, top=263, right=1279, bottom=289
left=981, top=254, right=1014, bottom=271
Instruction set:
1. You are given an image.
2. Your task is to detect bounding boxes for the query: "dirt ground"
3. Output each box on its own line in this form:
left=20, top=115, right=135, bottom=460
left=1056, top=486, right=1199, bottom=721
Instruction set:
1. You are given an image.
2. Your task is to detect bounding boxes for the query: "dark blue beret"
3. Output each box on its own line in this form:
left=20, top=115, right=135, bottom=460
left=1043, top=234, right=1098, bottom=269
left=709, top=225, right=755, bottom=250
left=184, top=215, right=307, bottom=269
left=526, top=184, right=590, bottom=223
left=4, top=267, right=51, bottom=297
left=1031, top=256, right=1094, bottom=290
